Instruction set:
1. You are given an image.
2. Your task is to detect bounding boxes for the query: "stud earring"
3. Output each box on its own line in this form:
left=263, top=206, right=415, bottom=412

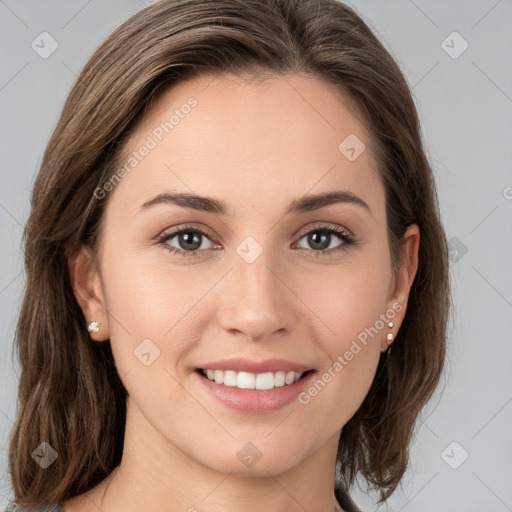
left=386, top=321, right=394, bottom=346
left=87, top=321, right=100, bottom=333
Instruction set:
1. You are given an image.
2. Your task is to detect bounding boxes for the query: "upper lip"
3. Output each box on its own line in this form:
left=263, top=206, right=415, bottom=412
left=197, top=357, right=313, bottom=374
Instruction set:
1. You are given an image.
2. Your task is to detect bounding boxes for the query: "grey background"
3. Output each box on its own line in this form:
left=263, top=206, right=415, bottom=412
left=1, top=0, right=511, bottom=510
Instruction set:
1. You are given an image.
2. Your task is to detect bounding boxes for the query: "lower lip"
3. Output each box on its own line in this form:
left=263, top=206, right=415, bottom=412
left=194, top=370, right=316, bottom=413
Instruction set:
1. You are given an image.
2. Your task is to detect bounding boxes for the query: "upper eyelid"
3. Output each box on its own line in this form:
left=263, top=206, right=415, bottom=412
left=295, top=222, right=352, bottom=238
left=160, top=223, right=217, bottom=241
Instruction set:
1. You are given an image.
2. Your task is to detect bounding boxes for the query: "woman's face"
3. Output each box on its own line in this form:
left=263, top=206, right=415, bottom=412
left=81, top=72, right=416, bottom=477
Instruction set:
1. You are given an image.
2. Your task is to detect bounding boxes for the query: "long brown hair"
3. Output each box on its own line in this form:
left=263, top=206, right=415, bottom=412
left=8, top=0, right=450, bottom=507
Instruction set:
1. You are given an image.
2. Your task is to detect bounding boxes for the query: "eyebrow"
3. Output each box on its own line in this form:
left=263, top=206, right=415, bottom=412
left=139, top=189, right=371, bottom=216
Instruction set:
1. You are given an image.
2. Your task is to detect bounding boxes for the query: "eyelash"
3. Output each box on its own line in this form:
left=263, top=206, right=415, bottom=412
left=157, top=223, right=355, bottom=258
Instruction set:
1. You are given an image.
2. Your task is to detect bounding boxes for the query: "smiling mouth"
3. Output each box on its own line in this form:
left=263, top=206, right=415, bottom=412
left=196, top=368, right=314, bottom=391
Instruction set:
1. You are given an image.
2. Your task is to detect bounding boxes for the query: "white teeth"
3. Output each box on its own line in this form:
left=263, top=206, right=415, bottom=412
left=237, top=371, right=255, bottom=389
left=256, top=372, right=274, bottom=390
left=202, top=369, right=305, bottom=390
left=274, top=371, right=286, bottom=387
left=223, top=370, right=237, bottom=387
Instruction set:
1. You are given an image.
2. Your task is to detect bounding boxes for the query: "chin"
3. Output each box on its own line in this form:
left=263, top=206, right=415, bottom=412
left=197, top=440, right=305, bottom=477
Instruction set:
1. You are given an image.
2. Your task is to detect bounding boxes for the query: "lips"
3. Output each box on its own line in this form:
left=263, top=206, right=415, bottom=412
left=195, top=369, right=315, bottom=413
left=194, top=357, right=316, bottom=413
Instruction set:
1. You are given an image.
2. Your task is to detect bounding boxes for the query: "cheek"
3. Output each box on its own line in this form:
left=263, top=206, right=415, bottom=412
left=101, top=246, right=202, bottom=331
left=298, top=245, right=392, bottom=345
left=98, top=251, right=208, bottom=422
left=293, top=248, right=391, bottom=415
left=99, top=247, right=220, bottom=374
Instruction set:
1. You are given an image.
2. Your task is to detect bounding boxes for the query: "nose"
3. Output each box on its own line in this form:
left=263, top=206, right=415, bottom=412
left=216, top=242, right=299, bottom=342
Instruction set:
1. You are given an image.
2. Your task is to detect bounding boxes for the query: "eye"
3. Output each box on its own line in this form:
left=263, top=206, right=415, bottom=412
left=157, top=224, right=218, bottom=257
left=293, top=224, right=354, bottom=256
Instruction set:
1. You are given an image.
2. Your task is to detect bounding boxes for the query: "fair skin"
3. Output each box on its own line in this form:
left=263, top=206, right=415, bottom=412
left=66, top=72, right=419, bottom=512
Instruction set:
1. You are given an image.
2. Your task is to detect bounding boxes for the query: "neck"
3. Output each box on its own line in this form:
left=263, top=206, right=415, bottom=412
left=94, top=398, right=341, bottom=512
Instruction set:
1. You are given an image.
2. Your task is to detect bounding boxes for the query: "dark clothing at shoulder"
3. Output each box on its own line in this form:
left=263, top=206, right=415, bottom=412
left=335, top=485, right=363, bottom=512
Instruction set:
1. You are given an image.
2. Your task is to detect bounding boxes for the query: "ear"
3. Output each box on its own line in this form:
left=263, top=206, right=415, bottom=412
left=381, top=224, right=420, bottom=352
left=68, top=245, right=110, bottom=342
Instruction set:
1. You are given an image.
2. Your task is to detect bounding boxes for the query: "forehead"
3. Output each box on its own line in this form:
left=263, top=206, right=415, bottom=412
left=107, top=72, right=383, bottom=219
